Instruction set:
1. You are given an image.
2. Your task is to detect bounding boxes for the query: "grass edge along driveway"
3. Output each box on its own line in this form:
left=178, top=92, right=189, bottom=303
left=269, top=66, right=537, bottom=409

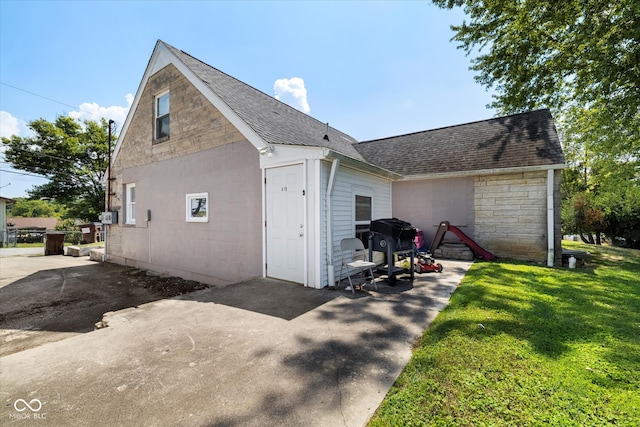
left=370, top=241, right=640, bottom=426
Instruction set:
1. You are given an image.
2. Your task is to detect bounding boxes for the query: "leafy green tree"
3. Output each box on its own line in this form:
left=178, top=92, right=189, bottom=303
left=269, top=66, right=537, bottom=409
left=8, top=198, right=65, bottom=218
left=2, top=117, right=113, bottom=221
left=434, top=0, right=640, bottom=246
left=562, top=193, right=605, bottom=244
left=432, top=0, right=639, bottom=136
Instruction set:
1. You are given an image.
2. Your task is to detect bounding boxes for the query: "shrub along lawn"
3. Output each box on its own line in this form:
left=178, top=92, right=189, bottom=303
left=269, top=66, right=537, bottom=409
left=370, top=241, right=640, bottom=426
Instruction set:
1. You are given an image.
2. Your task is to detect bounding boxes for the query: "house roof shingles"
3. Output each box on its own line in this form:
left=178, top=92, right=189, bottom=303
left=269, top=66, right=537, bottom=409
left=163, top=42, right=366, bottom=162
left=353, top=109, right=565, bottom=177
left=7, top=217, right=58, bottom=230
left=156, top=42, right=564, bottom=177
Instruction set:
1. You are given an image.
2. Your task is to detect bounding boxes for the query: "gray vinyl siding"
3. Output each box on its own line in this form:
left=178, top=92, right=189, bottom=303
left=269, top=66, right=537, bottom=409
left=327, top=164, right=392, bottom=285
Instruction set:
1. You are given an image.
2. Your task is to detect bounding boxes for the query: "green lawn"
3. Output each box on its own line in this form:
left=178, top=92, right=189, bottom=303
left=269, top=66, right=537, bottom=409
left=370, top=241, right=640, bottom=426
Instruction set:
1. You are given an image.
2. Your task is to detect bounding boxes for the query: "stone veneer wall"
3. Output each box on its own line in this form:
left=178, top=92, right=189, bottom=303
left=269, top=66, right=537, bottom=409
left=474, top=170, right=562, bottom=265
left=110, top=63, right=249, bottom=226
left=112, top=63, right=246, bottom=173
left=107, top=64, right=262, bottom=284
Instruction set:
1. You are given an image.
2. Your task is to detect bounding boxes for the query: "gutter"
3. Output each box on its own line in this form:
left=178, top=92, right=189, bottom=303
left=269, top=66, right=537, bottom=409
left=397, top=163, right=567, bottom=181
left=547, top=169, right=555, bottom=267
left=325, top=158, right=340, bottom=287
left=323, top=149, right=401, bottom=180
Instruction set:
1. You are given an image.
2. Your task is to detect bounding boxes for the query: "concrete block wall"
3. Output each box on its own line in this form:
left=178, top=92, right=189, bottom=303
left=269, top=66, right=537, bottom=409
left=107, top=64, right=263, bottom=285
left=474, top=171, right=550, bottom=262
left=110, top=63, right=250, bottom=229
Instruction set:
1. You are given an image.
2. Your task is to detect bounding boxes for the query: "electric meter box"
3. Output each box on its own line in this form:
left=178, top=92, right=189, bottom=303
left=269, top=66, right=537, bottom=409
left=101, top=211, right=118, bottom=224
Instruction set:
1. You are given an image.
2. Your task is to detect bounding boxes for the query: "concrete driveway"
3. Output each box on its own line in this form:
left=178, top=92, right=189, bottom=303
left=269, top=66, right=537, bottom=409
left=1, top=256, right=472, bottom=426
left=0, top=254, right=206, bottom=357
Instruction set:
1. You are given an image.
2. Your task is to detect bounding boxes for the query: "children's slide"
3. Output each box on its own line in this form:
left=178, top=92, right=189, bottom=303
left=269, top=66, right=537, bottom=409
left=430, top=221, right=496, bottom=261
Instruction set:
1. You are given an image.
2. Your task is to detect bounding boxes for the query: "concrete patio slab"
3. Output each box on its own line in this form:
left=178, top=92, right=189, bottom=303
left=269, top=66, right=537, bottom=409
left=0, top=259, right=472, bottom=426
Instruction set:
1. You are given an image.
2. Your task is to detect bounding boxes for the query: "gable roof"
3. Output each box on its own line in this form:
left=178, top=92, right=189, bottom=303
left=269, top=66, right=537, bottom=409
left=0, top=196, right=16, bottom=204
left=162, top=41, right=366, bottom=161
left=113, top=41, right=565, bottom=181
left=7, top=217, right=58, bottom=230
left=353, top=109, right=565, bottom=178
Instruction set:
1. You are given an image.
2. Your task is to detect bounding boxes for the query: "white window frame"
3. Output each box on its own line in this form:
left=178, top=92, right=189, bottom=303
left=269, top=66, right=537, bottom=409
left=125, top=183, right=136, bottom=225
left=353, top=190, right=373, bottom=248
left=155, top=90, right=170, bottom=140
left=186, top=192, right=209, bottom=223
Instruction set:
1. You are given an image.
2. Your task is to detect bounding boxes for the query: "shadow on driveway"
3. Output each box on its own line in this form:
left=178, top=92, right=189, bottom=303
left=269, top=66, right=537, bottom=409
left=1, top=258, right=471, bottom=426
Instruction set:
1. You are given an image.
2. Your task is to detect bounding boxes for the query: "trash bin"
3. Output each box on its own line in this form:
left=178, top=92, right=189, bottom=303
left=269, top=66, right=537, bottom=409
left=79, top=223, right=96, bottom=243
left=44, top=232, right=66, bottom=255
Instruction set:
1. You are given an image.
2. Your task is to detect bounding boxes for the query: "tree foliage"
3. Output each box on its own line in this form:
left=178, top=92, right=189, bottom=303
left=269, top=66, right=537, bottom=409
left=434, top=0, right=640, bottom=246
left=2, top=117, right=113, bottom=221
left=433, top=0, right=639, bottom=129
left=559, top=103, right=640, bottom=247
left=7, top=198, right=66, bottom=218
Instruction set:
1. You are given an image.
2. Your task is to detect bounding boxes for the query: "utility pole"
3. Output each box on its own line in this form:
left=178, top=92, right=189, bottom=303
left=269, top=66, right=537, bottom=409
left=104, top=120, right=115, bottom=262
left=107, top=120, right=114, bottom=211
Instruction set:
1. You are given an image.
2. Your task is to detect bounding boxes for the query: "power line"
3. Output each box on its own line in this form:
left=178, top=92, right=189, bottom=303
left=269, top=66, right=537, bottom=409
left=0, top=168, right=50, bottom=178
left=0, top=81, right=78, bottom=110
left=1, top=144, right=80, bottom=165
left=1, top=82, right=123, bottom=137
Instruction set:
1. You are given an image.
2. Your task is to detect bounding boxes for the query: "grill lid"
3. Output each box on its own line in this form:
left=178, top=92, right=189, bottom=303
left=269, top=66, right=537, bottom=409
left=370, top=218, right=416, bottom=240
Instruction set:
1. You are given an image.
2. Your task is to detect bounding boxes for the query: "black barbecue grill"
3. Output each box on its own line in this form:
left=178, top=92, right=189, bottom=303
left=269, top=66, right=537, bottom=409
left=368, top=218, right=416, bottom=285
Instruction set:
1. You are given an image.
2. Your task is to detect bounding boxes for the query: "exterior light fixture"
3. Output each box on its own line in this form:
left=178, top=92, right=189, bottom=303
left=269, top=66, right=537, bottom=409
left=258, top=145, right=274, bottom=156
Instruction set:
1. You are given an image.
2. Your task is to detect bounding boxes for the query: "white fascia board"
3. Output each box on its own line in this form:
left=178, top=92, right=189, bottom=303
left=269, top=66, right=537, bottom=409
left=260, top=146, right=400, bottom=181
left=111, top=41, right=267, bottom=167
left=110, top=41, right=163, bottom=165
left=324, top=149, right=401, bottom=180
left=259, top=145, right=326, bottom=168
left=398, top=163, right=568, bottom=181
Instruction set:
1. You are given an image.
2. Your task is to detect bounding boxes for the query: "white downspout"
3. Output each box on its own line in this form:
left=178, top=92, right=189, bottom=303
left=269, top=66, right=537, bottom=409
left=547, top=168, right=555, bottom=267
left=103, top=224, right=109, bottom=262
left=326, top=158, right=340, bottom=286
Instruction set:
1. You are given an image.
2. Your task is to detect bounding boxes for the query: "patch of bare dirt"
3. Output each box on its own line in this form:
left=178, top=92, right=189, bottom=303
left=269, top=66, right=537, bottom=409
left=123, top=268, right=209, bottom=297
left=0, top=262, right=210, bottom=356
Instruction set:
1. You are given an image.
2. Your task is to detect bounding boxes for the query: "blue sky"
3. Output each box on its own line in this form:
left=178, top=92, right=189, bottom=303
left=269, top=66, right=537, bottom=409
left=0, top=0, right=495, bottom=199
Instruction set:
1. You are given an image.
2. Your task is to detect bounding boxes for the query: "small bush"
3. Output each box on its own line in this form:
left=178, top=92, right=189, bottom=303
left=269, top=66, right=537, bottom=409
left=54, top=219, right=82, bottom=244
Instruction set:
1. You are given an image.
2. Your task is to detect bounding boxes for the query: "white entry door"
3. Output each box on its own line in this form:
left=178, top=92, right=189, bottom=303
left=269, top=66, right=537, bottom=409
left=266, top=164, right=305, bottom=284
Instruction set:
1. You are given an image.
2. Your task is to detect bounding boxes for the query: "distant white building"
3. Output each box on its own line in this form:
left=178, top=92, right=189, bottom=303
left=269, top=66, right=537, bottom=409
left=0, top=196, right=16, bottom=247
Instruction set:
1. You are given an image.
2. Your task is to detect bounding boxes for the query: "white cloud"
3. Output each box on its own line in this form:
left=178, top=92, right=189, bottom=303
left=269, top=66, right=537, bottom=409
left=274, top=77, right=311, bottom=114
left=0, top=110, right=22, bottom=138
left=68, top=93, right=134, bottom=127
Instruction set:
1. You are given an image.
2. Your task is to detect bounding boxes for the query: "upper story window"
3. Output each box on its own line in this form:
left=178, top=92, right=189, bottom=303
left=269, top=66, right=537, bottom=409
left=155, top=91, right=170, bottom=140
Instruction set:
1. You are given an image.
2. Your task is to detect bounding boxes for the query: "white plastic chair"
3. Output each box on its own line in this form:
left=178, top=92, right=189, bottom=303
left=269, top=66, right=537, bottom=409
left=339, top=238, right=378, bottom=293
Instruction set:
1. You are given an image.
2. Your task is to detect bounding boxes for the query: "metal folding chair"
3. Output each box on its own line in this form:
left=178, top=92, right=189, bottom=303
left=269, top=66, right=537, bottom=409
left=339, top=237, right=378, bottom=293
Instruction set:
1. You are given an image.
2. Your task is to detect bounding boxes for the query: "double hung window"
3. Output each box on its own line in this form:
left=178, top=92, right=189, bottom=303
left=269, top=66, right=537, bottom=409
left=355, top=194, right=372, bottom=248
left=155, top=91, right=170, bottom=140
left=125, top=183, right=136, bottom=224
